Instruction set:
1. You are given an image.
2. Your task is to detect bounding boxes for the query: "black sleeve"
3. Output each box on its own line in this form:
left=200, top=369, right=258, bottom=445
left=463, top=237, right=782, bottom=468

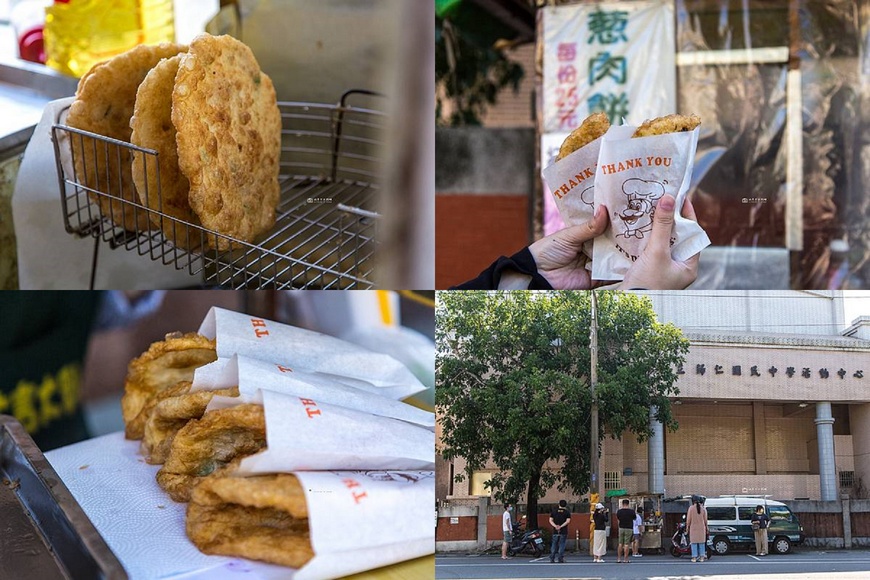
left=450, top=247, right=554, bottom=290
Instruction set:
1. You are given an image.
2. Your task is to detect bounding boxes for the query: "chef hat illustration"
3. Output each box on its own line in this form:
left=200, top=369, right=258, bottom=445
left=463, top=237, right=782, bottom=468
left=622, top=178, right=665, bottom=200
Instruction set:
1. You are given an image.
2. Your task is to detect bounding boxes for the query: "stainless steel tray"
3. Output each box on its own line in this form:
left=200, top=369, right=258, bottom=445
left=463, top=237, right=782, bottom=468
left=0, top=415, right=127, bottom=579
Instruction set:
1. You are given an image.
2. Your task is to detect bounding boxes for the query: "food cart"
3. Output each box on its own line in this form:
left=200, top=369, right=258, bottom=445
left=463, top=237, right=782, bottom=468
left=608, top=491, right=664, bottom=554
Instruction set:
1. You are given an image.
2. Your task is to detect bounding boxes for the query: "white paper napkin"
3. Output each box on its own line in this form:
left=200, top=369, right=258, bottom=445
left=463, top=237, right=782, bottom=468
left=44, top=433, right=237, bottom=579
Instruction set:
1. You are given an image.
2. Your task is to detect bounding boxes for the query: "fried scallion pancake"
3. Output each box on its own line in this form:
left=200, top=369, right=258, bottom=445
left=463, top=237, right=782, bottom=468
left=187, top=473, right=314, bottom=568
left=556, top=112, right=611, bottom=161
left=156, top=404, right=266, bottom=502
left=121, top=332, right=217, bottom=440
left=65, top=42, right=188, bottom=232
left=141, top=381, right=240, bottom=465
left=130, top=54, right=200, bottom=247
left=632, top=113, right=701, bottom=138
left=173, top=33, right=281, bottom=250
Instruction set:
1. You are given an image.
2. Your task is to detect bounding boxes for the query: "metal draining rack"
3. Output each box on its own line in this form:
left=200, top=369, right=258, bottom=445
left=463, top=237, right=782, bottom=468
left=51, top=90, right=384, bottom=289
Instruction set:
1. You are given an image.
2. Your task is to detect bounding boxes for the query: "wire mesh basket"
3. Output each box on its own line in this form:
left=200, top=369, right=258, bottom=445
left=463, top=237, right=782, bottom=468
left=51, top=90, right=384, bottom=289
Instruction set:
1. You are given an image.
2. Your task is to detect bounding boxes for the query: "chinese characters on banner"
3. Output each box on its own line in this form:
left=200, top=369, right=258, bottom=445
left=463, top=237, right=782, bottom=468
left=541, top=1, right=675, bottom=235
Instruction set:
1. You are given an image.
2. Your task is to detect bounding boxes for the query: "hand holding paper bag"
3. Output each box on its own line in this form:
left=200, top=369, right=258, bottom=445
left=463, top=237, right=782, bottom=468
left=540, top=113, right=710, bottom=287
left=591, top=124, right=710, bottom=281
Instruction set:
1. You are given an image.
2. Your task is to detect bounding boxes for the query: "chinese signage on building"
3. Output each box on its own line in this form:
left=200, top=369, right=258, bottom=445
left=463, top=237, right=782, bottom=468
left=675, top=344, right=870, bottom=401
left=541, top=1, right=676, bottom=235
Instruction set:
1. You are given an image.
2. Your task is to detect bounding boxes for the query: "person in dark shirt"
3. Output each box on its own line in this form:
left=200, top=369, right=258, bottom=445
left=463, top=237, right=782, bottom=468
left=548, top=499, right=571, bottom=563
left=592, top=503, right=608, bottom=563
left=615, top=499, right=636, bottom=563
left=0, top=291, right=163, bottom=451
left=750, top=505, right=771, bottom=556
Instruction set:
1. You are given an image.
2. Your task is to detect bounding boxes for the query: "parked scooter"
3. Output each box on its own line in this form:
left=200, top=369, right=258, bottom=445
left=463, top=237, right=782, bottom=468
left=670, top=516, right=714, bottom=559
left=506, top=516, right=545, bottom=557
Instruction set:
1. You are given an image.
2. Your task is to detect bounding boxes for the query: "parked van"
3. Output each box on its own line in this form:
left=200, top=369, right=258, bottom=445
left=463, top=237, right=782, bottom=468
left=703, top=496, right=805, bottom=555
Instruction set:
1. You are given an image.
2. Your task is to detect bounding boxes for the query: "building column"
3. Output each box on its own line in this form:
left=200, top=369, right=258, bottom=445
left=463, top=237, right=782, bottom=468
left=648, top=406, right=664, bottom=494
left=815, top=402, right=838, bottom=501
left=849, top=403, right=870, bottom=501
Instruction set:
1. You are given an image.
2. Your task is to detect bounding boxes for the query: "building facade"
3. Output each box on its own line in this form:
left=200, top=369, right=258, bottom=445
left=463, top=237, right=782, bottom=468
left=438, top=291, right=870, bottom=504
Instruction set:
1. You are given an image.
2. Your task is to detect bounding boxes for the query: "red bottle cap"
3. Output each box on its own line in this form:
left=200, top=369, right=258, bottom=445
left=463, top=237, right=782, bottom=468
left=19, top=27, right=45, bottom=64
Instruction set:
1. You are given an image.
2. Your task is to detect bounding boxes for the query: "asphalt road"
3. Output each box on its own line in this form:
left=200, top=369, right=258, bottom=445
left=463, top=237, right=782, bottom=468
left=435, top=549, right=870, bottom=579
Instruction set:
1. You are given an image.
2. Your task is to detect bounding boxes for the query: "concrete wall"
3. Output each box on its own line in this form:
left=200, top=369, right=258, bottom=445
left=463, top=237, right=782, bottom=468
left=641, top=291, right=846, bottom=335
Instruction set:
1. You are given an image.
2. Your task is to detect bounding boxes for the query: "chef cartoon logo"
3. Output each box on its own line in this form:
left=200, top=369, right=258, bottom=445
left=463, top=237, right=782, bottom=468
left=615, top=178, right=665, bottom=239
left=579, top=186, right=594, bottom=209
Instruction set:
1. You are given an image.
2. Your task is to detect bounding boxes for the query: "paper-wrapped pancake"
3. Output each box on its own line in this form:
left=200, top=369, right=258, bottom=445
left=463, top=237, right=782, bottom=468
left=156, top=404, right=266, bottom=502
left=557, top=112, right=610, bottom=161
left=187, top=473, right=314, bottom=568
left=141, top=381, right=240, bottom=464
left=632, top=113, right=701, bottom=138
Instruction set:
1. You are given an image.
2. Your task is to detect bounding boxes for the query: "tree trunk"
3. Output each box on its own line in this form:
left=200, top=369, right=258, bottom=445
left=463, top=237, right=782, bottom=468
left=526, top=467, right=542, bottom=532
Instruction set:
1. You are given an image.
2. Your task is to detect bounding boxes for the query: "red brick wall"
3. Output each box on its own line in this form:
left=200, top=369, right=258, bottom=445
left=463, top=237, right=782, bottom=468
left=535, top=512, right=592, bottom=540
left=436, top=516, right=478, bottom=541
left=487, top=514, right=506, bottom=540
left=436, top=194, right=529, bottom=289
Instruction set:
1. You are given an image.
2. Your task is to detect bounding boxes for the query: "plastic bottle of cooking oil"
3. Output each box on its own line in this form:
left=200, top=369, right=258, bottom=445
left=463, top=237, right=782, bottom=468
left=44, top=0, right=175, bottom=78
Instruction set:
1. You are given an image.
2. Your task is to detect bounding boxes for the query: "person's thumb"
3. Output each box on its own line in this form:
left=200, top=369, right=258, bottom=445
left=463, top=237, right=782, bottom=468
left=648, top=194, right=676, bottom=254
left=560, top=204, right=608, bottom=246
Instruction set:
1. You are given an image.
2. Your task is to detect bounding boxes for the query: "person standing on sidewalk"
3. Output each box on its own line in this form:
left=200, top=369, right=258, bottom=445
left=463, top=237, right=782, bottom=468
left=502, top=504, right=513, bottom=559
left=592, top=503, right=608, bottom=563
left=751, top=505, right=771, bottom=556
left=686, top=495, right=709, bottom=562
left=632, top=505, right=645, bottom=558
left=616, top=499, right=636, bottom=563
left=549, top=500, right=571, bottom=563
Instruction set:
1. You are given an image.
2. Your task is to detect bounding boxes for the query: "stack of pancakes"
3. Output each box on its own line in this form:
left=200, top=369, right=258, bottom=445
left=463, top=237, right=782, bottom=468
left=65, top=34, right=281, bottom=250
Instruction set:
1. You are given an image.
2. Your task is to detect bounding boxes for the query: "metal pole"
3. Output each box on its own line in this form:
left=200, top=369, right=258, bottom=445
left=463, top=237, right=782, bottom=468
left=590, top=290, right=599, bottom=497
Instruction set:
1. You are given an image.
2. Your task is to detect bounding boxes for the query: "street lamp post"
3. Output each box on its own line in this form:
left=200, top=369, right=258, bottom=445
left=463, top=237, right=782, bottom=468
left=590, top=291, right=599, bottom=497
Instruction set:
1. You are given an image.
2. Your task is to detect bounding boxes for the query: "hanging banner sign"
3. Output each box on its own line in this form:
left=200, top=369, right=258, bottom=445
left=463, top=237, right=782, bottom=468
left=542, top=0, right=676, bottom=132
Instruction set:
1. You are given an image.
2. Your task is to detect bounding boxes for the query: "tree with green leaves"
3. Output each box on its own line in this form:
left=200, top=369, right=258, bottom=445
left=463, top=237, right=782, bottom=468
left=436, top=290, right=688, bottom=521
left=435, top=1, right=525, bottom=126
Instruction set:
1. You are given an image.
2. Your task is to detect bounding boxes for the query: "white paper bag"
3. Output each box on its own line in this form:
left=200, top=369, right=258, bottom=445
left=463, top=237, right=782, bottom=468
left=541, top=136, right=603, bottom=266
left=293, top=470, right=434, bottom=580
left=218, top=389, right=434, bottom=473
left=195, top=354, right=434, bottom=429
left=198, top=307, right=425, bottom=399
left=591, top=126, right=710, bottom=280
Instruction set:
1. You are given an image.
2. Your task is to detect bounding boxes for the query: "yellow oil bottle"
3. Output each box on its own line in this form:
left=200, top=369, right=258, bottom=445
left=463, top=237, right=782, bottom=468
left=44, top=0, right=174, bottom=78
